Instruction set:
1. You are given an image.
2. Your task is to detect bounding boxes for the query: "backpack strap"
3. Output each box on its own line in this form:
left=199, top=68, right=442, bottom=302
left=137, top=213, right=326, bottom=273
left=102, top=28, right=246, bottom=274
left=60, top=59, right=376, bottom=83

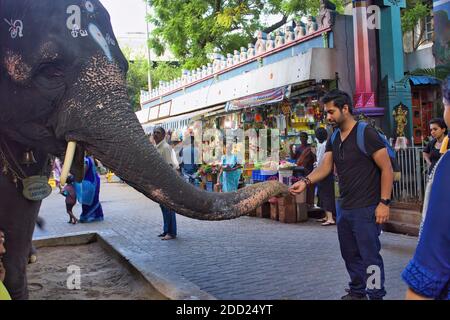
left=330, top=128, right=340, bottom=146
left=356, top=121, right=368, bottom=156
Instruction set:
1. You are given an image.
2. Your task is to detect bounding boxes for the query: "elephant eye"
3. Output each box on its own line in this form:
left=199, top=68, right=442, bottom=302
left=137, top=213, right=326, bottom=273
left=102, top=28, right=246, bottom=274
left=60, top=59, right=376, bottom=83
left=38, top=63, right=64, bottom=79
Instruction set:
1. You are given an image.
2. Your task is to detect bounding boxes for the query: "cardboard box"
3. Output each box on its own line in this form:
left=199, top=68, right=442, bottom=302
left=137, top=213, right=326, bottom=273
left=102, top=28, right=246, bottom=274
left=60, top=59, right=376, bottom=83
left=269, top=197, right=279, bottom=221
left=256, top=202, right=271, bottom=219
left=278, top=195, right=297, bottom=223
left=296, top=203, right=309, bottom=222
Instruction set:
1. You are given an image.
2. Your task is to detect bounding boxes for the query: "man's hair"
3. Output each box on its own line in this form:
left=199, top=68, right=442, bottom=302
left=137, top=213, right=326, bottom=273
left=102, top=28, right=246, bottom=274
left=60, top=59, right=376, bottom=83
left=429, top=118, right=448, bottom=133
left=315, top=127, right=328, bottom=143
left=300, top=131, right=308, bottom=138
left=442, top=76, right=450, bottom=105
left=321, top=89, right=353, bottom=114
left=154, top=126, right=166, bottom=135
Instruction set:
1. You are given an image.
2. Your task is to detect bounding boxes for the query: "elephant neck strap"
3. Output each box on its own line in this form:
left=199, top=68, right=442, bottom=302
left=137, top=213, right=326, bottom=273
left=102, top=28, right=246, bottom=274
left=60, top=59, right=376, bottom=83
left=0, top=136, right=51, bottom=201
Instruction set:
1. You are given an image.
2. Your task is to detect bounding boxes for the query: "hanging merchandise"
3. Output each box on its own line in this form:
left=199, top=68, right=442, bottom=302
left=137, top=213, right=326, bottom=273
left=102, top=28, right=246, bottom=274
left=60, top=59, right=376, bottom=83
left=280, top=101, right=291, bottom=116
left=244, top=110, right=254, bottom=123
left=254, top=113, right=263, bottom=123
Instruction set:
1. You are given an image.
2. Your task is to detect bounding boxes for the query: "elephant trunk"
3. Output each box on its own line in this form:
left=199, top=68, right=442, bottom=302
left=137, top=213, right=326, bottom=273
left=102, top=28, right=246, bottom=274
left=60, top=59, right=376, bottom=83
left=59, top=55, right=288, bottom=220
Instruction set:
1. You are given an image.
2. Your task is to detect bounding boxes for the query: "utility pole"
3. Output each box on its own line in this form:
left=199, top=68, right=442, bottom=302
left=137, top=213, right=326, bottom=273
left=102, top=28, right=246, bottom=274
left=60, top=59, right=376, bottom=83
left=145, top=2, right=152, bottom=93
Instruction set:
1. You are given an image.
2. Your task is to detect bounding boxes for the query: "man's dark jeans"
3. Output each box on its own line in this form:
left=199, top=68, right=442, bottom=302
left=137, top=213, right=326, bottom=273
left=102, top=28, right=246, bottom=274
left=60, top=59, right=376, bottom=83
left=160, top=205, right=177, bottom=237
left=336, top=202, right=386, bottom=299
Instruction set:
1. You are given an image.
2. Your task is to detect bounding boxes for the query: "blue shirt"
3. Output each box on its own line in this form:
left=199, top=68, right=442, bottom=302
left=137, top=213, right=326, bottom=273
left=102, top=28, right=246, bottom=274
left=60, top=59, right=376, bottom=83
left=402, top=151, right=450, bottom=299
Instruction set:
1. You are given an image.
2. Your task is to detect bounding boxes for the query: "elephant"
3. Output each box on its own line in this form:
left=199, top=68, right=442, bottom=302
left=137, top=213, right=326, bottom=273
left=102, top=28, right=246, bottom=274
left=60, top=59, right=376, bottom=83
left=0, top=0, right=287, bottom=299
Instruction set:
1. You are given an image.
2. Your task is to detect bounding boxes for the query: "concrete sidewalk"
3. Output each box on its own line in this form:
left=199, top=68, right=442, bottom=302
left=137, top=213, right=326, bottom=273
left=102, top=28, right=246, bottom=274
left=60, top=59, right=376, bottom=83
left=34, top=178, right=417, bottom=300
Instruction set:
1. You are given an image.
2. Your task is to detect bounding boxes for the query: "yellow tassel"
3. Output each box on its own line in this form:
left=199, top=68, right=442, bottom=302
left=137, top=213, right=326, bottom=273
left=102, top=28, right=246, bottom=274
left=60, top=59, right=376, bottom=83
left=440, top=136, right=449, bottom=154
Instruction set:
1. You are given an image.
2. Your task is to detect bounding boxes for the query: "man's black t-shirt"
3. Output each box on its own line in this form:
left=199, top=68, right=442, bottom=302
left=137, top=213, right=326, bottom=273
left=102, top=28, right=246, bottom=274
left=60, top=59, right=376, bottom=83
left=325, top=123, right=386, bottom=209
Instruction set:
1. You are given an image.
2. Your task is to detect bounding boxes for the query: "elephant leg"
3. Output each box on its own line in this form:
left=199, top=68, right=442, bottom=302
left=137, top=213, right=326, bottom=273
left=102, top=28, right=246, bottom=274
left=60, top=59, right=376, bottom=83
left=0, top=175, right=41, bottom=300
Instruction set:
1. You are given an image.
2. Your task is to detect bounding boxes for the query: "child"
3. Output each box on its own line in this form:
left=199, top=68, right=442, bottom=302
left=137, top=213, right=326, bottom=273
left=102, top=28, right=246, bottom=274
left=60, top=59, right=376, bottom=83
left=60, top=175, right=78, bottom=224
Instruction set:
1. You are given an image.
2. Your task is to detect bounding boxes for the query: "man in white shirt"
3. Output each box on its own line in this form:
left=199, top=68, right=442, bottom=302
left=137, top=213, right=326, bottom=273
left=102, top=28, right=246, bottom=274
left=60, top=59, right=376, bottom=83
left=153, top=127, right=177, bottom=240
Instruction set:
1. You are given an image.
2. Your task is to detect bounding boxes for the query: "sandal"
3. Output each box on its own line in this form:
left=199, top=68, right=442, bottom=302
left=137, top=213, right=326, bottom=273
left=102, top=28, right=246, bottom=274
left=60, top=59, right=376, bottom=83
left=322, top=221, right=336, bottom=226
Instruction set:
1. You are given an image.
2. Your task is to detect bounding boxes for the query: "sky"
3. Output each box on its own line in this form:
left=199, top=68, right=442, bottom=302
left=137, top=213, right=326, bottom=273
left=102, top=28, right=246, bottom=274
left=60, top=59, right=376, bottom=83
left=100, top=0, right=147, bottom=38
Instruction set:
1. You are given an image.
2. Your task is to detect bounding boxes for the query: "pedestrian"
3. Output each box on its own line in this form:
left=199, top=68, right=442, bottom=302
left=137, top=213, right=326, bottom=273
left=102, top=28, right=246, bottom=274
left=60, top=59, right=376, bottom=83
left=77, top=156, right=104, bottom=223
left=0, top=230, right=11, bottom=300
left=423, top=118, right=448, bottom=175
left=60, top=175, right=78, bottom=224
left=52, top=157, right=62, bottom=188
left=216, top=141, right=242, bottom=192
left=153, top=127, right=177, bottom=240
left=289, top=89, right=394, bottom=300
left=290, top=131, right=311, bottom=164
left=179, top=134, right=199, bottom=184
left=314, top=127, right=336, bottom=226
left=296, top=132, right=316, bottom=205
left=402, top=76, right=450, bottom=300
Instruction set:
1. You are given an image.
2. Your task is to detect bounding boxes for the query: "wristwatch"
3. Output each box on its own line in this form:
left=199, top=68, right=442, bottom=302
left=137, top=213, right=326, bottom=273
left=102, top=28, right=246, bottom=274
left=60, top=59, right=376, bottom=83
left=380, top=198, right=391, bottom=206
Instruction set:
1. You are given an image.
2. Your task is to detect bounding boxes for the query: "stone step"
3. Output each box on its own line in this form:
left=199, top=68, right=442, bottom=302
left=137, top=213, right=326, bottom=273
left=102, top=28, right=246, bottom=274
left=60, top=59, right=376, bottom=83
left=389, top=208, right=422, bottom=226
left=384, top=220, right=419, bottom=237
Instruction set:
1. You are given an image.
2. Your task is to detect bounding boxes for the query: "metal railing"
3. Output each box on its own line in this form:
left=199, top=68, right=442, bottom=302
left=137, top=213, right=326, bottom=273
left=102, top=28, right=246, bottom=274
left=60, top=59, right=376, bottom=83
left=393, top=146, right=427, bottom=204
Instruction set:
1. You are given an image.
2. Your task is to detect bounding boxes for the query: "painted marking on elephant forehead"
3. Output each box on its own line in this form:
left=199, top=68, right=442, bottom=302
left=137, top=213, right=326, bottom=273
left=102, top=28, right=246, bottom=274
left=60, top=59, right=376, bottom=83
left=84, top=1, right=95, bottom=12
left=4, top=18, right=24, bottom=39
left=66, top=5, right=88, bottom=38
left=88, top=24, right=113, bottom=61
left=4, top=51, right=31, bottom=82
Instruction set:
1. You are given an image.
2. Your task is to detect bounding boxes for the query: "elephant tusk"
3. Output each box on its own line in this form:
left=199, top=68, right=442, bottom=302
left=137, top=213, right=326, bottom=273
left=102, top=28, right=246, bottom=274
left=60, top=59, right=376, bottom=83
left=60, top=141, right=77, bottom=186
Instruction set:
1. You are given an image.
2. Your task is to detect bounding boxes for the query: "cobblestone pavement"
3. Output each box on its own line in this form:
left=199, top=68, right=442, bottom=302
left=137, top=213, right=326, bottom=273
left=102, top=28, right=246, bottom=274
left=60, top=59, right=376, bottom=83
left=34, top=178, right=418, bottom=300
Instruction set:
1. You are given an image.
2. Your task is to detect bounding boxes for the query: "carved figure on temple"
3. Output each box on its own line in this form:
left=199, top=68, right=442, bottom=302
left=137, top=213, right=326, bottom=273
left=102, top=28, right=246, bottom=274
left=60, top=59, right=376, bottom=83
left=275, top=30, right=285, bottom=47
left=285, top=26, right=295, bottom=43
left=317, top=0, right=336, bottom=29
left=255, top=31, right=267, bottom=55
left=294, top=21, right=306, bottom=39
left=306, top=16, right=318, bottom=34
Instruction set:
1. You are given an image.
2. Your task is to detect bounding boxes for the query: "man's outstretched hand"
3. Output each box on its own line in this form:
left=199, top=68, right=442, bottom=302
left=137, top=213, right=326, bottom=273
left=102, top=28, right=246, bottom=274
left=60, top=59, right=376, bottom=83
left=289, top=180, right=307, bottom=196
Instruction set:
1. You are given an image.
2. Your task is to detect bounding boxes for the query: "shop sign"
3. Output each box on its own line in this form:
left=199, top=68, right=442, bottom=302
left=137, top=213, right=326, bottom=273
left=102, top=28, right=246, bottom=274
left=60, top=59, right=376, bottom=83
left=225, top=86, right=291, bottom=112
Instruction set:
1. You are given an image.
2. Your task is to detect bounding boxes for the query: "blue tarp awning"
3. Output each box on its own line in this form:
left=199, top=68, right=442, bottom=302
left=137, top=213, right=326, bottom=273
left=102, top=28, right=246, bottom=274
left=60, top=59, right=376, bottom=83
left=409, top=75, right=441, bottom=86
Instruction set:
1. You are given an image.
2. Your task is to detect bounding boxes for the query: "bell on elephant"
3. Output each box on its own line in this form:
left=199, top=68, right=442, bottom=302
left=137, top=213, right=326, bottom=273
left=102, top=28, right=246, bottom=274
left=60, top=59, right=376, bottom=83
left=20, top=150, right=37, bottom=166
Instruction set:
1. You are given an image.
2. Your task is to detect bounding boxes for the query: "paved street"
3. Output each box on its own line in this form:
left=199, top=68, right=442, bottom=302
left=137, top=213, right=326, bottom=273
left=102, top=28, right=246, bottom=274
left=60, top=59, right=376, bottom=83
left=34, top=178, right=418, bottom=300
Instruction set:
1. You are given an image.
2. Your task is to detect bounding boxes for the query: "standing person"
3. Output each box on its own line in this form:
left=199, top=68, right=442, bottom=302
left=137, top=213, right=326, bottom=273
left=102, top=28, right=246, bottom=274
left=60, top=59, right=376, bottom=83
left=179, top=134, right=199, bottom=184
left=296, top=132, right=316, bottom=205
left=289, top=89, right=394, bottom=300
left=290, top=131, right=311, bottom=163
left=153, top=127, right=177, bottom=240
left=0, top=230, right=11, bottom=300
left=60, top=175, right=78, bottom=224
left=216, top=141, right=242, bottom=192
left=423, top=118, right=448, bottom=175
left=402, top=76, right=450, bottom=300
left=78, top=156, right=104, bottom=223
left=314, top=127, right=336, bottom=226
left=52, top=157, right=62, bottom=187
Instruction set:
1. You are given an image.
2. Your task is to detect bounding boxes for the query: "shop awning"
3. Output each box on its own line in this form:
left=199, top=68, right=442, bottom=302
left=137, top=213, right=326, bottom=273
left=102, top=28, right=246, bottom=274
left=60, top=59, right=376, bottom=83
left=143, top=104, right=225, bottom=132
left=225, top=85, right=291, bottom=112
left=409, top=75, right=441, bottom=86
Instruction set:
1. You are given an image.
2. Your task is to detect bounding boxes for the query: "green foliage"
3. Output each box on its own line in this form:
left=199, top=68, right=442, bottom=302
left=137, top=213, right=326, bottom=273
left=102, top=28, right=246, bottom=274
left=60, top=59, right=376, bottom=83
left=146, top=0, right=344, bottom=71
left=122, top=47, right=181, bottom=111
left=122, top=47, right=149, bottom=112
left=409, top=63, right=450, bottom=81
left=401, top=0, right=430, bottom=33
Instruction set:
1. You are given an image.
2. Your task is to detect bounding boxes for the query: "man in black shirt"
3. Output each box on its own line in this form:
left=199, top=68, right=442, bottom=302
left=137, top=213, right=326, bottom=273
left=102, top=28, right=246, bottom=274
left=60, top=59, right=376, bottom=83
left=289, top=90, right=394, bottom=300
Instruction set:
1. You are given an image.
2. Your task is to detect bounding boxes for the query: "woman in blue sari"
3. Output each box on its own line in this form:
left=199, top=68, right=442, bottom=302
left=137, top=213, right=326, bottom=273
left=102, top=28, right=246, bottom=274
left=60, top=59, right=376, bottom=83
left=78, top=156, right=104, bottom=223
left=402, top=76, right=450, bottom=300
left=217, top=142, right=242, bottom=192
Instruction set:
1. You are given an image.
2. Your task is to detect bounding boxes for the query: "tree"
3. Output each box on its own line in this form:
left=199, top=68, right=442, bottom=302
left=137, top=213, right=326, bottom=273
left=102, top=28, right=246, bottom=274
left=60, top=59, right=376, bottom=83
left=122, top=47, right=181, bottom=111
left=401, top=0, right=433, bottom=51
left=146, top=0, right=344, bottom=71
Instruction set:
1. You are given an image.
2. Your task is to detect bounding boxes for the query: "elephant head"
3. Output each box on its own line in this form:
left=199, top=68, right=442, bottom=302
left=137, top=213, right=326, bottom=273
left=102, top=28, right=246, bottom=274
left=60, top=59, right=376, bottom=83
left=0, top=0, right=287, bottom=221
